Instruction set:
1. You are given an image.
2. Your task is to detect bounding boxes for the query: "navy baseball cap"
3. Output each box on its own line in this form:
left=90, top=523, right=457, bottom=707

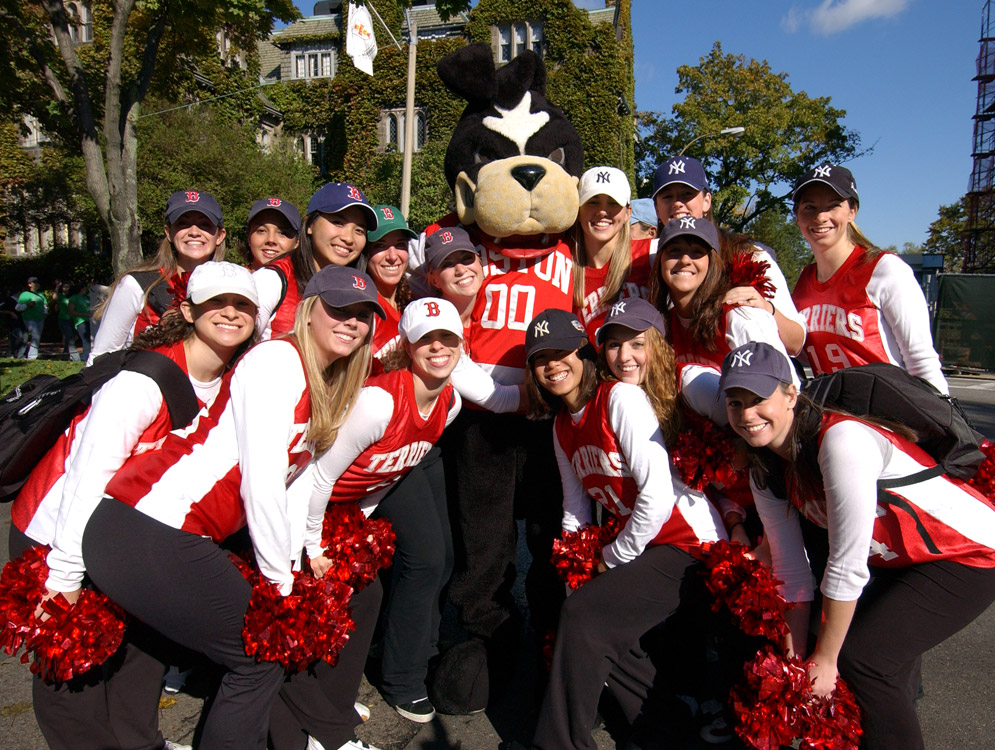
left=247, top=197, right=302, bottom=234
left=525, top=309, right=590, bottom=362
left=659, top=216, right=720, bottom=253
left=792, top=164, right=859, bottom=207
left=596, top=297, right=666, bottom=345
left=425, top=226, right=479, bottom=269
left=652, top=156, right=709, bottom=199
left=306, top=182, right=378, bottom=232
left=718, top=342, right=794, bottom=399
left=302, top=265, right=386, bottom=319
left=165, top=190, right=224, bottom=227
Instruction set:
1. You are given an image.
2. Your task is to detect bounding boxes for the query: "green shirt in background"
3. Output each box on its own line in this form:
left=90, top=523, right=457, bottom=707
left=17, top=290, right=47, bottom=322
left=68, top=293, right=89, bottom=328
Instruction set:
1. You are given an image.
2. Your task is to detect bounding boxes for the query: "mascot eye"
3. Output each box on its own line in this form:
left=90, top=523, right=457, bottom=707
left=547, top=148, right=566, bottom=166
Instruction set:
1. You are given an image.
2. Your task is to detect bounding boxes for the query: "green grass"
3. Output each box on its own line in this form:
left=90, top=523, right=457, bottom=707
left=0, top=358, right=84, bottom=393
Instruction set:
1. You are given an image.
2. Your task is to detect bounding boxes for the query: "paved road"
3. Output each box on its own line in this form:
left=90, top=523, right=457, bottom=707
left=1, top=375, right=994, bottom=749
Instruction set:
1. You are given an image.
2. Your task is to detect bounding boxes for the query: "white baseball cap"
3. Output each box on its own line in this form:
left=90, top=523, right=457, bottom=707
left=186, top=261, right=259, bottom=307
left=578, top=166, right=631, bottom=207
left=399, top=298, right=464, bottom=344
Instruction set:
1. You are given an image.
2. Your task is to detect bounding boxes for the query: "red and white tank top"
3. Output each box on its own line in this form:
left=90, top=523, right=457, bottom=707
left=266, top=254, right=303, bottom=338
left=575, top=238, right=653, bottom=340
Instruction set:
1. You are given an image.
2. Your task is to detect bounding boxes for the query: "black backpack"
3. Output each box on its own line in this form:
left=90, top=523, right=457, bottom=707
left=129, top=270, right=176, bottom=317
left=0, top=349, right=200, bottom=501
left=801, top=363, right=987, bottom=483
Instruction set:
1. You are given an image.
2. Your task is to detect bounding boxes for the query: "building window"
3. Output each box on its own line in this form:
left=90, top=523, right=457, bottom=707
left=292, top=47, right=336, bottom=80
left=297, top=134, right=324, bottom=166
left=494, top=21, right=545, bottom=62
left=379, top=108, right=427, bottom=153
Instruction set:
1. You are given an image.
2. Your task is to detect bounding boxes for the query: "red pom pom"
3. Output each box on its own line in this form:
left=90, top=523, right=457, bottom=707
left=232, top=554, right=356, bottom=672
left=726, top=253, right=776, bottom=299
left=27, top=590, right=127, bottom=683
left=672, top=409, right=741, bottom=491
left=731, top=646, right=862, bottom=750
left=321, top=503, right=396, bottom=591
left=699, top=540, right=792, bottom=642
left=551, top=516, right=620, bottom=590
left=968, top=440, right=995, bottom=499
left=0, top=545, right=49, bottom=656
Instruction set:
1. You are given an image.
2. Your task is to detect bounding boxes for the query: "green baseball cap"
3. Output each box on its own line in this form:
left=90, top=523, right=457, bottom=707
left=367, top=205, right=417, bottom=244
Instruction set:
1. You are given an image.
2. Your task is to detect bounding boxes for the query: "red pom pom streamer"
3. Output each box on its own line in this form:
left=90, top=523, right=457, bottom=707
left=671, top=408, right=741, bottom=491
left=321, top=502, right=396, bottom=591
left=232, top=554, right=356, bottom=672
left=550, top=516, right=620, bottom=590
left=0, top=545, right=126, bottom=683
left=726, top=253, right=775, bottom=299
left=731, top=646, right=862, bottom=750
left=698, top=540, right=791, bottom=642
left=968, top=440, right=995, bottom=499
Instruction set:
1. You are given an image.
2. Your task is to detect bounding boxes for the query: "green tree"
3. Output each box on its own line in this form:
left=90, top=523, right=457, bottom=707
left=0, top=0, right=299, bottom=274
left=635, top=42, right=864, bottom=231
left=745, top=206, right=811, bottom=290
left=923, top=197, right=968, bottom=272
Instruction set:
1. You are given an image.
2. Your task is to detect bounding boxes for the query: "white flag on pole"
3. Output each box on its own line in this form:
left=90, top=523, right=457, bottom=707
left=346, top=2, right=377, bottom=76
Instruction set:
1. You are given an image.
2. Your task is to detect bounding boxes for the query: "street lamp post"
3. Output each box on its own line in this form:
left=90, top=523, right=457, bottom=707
left=678, top=126, right=745, bottom=156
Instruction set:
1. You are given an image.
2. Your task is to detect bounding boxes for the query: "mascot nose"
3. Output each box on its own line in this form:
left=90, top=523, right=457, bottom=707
left=511, top=164, right=546, bottom=192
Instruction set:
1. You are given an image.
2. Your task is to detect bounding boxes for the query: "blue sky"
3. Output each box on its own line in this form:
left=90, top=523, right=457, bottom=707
left=296, top=1, right=981, bottom=249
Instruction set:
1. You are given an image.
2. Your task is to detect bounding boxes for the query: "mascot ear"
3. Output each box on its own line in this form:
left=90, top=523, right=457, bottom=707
left=437, top=43, right=496, bottom=104
left=495, top=50, right=546, bottom=108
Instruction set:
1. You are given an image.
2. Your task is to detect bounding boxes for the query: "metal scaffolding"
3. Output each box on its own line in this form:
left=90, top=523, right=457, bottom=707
left=965, top=0, right=995, bottom=273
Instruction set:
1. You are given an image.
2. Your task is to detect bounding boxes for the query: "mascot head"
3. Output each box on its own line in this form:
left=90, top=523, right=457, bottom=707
left=437, top=43, right=583, bottom=258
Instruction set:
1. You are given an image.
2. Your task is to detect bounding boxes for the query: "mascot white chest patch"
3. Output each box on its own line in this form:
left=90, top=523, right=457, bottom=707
left=482, top=92, right=550, bottom=155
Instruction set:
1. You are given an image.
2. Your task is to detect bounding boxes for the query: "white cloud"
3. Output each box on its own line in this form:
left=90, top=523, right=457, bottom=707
left=782, top=0, right=910, bottom=36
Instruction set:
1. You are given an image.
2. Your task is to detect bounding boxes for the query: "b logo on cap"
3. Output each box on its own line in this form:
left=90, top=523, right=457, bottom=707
left=679, top=217, right=696, bottom=229
left=267, top=198, right=282, bottom=207
left=668, top=160, right=686, bottom=175
left=352, top=275, right=366, bottom=290
left=596, top=171, right=610, bottom=184
left=440, top=231, right=453, bottom=244
left=533, top=320, right=550, bottom=337
left=731, top=350, right=753, bottom=368
left=815, top=165, right=832, bottom=178
left=380, top=206, right=394, bottom=220
left=347, top=185, right=362, bottom=201
left=185, top=191, right=200, bottom=203
left=424, top=301, right=441, bottom=317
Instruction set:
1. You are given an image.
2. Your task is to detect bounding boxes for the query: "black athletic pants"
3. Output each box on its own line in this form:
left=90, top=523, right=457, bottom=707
left=83, top=498, right=285, bottom=750
left=533, top=545, right=703, bottom=750
left=371, top=446, right=453, bottom=705
left=838, top=560, right=995, bottom=750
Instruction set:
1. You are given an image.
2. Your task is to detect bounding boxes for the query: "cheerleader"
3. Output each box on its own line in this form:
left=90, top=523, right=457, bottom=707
left=365, top=204, right=417, bottom=371
left=255, top=182, right=377, bottom=340
left=12, top=261, right=258, bottom=750
left=90, top=190, right=227, bottom=361
left=790, top=164, right=948, bottom=393
left=570, top=166, right=652, bottom=339
left=246, top=196, right=301, bottom=270
left=652, top=156, right=806, bottom=355
left=523, top=309, right=725, bottom=750
left=46, top=265, right=382, bottom=750
left=720, top=341, right=995, bottom=750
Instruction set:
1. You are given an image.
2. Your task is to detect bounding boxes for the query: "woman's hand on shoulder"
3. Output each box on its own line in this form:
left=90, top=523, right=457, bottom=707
left=724, top=286, right=773, bottom=314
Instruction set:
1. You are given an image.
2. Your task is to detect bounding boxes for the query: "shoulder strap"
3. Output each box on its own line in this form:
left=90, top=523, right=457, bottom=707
left=121, top=350, right=200, bottom=428
left=129, top=270, right=174, bottom=315
left=269, top=261, right=290, bottom=310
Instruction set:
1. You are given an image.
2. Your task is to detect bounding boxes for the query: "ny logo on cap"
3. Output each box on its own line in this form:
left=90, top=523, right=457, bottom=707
left=185, top=191, right=200, bottom=203
left=815, top=165, right=832, bottom=178
left=596, top=171, right=611, bottom=184
left=679, top=217, right=696, bottom=229
left=352, top=276, right=366, bottom=290
left=267, top=198, right=282, bottom=207
left=610, top=300, right=626, bottom=317
left=381, top=206, right=394, bottom=220
left=534, top=320, right=550, bottom=337
left=668, top=160, right=686, bottom=175
left=731, top=350, right=753, bottom=368
left=440, top=231, right=453, bottom=244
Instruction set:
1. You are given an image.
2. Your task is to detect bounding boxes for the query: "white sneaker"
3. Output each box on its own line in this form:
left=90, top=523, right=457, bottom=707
left=354, top=701, right=371, bottom=722
left=307, top=739, right=382, bottom=750
left=164, top=742, right=193, bottom=750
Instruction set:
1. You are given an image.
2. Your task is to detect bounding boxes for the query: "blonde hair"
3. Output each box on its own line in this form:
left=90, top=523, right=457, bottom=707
left=95, top=232, right=228, bottom=322
left=291, top=295, right=372, bottom=454
left=847, top=213, right=884, bottom=262
left=571, top=219, right=633, bottom=310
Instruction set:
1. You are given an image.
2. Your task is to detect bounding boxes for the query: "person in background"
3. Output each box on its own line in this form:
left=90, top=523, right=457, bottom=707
left=53, top=280, right=81, bottom=361
left=628, top=198, right=658, bottom=242
left=68, top=281, right=91, bottom=364
left=17, top=276, right=47, bottom=360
